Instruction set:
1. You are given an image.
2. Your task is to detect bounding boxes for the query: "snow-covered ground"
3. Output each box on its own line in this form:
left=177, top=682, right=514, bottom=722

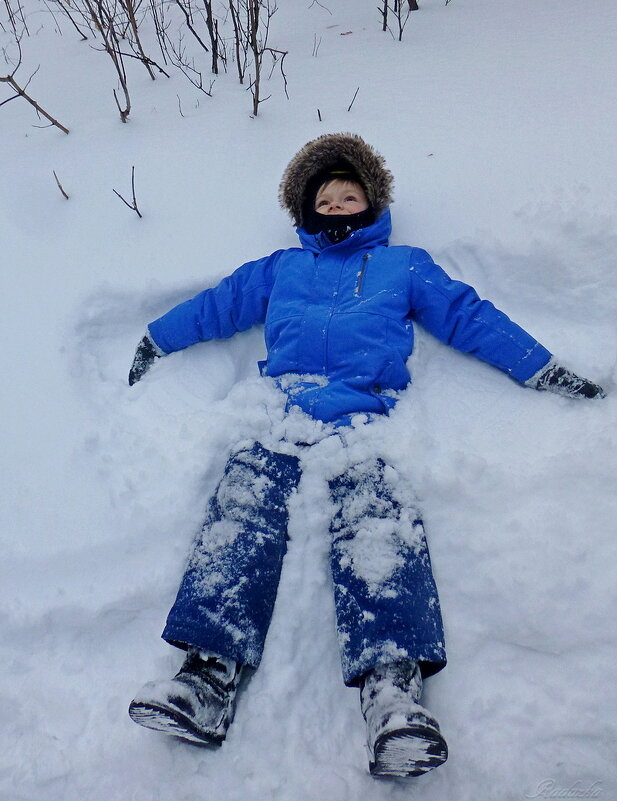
left=2, top=1, right=617, bottom=799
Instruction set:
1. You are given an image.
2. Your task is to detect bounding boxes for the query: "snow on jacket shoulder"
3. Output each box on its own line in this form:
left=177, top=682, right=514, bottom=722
left=147, top=210, right=551, bottom=424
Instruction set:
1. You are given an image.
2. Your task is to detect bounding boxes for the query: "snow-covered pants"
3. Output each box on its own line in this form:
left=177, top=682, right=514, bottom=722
left=162, top=442, right=446, bottom=686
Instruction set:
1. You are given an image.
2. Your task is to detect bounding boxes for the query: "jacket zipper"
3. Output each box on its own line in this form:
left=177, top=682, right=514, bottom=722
left=354, top=253, right=371, bottom=296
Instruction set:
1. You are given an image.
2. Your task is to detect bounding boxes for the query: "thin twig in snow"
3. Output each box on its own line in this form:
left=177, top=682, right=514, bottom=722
left=53, top=170, right=69, bottom=199
left=113, top=166, right=142, bottom=218
left=347, top=86, right=359, bottom=112
left=308, top=0, right=331, bottom=13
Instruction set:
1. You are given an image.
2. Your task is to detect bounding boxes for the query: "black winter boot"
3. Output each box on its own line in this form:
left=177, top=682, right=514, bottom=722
left=360, top=661, right=448, bottom=777
left=128, top=649, right=242, bottom=745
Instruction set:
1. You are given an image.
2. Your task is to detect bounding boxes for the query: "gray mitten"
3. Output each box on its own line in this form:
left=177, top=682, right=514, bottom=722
left=525, top=358, right=605, bottom=400
left=129, top=333, right=164, bottom=386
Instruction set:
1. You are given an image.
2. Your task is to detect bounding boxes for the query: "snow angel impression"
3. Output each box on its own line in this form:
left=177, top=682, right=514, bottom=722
left=126, top=132, right=605, bottom=778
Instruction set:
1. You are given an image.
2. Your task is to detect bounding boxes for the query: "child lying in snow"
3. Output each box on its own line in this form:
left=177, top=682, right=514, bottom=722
left=127, top=133, right=604, bottom=777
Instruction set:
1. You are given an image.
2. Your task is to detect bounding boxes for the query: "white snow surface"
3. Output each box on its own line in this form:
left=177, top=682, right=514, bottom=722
left=2, top=1, right=617, bottom=799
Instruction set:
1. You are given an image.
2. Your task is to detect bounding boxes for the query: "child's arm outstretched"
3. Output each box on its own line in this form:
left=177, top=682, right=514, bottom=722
left=407, top=248, right=605, bottom=400
left=128, top=251, right=284, bottom=386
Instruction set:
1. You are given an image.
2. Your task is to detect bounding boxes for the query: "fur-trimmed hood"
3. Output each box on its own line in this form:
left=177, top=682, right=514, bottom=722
left=279, top=133, right=394, bottom=227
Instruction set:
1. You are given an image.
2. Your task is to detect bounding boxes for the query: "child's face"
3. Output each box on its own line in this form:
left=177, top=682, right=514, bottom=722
left=314, top=179, right=369, bottom=216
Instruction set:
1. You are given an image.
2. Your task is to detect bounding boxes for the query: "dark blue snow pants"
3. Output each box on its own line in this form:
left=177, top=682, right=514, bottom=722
left=163, top=442, right=446, bottom=686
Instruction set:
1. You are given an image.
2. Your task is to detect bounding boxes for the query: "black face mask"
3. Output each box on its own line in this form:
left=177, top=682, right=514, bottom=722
left=302, top=205, right=376, bottom=243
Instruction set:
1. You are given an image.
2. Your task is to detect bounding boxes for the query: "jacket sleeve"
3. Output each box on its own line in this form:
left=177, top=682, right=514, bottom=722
left=147, top=251, right=284, bottom=354
left=407, top=248, right=552, bottom=382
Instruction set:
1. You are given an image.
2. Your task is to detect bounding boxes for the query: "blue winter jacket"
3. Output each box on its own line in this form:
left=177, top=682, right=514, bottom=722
left=148, top=210, right=552, bottom=425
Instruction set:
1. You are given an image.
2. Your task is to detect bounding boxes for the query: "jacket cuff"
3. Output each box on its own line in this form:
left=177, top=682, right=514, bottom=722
left=145, top=327, right=168, bottom=357
left=510, top=345, right=552, bottom=383
left=523, top=355, right=558, bottom=388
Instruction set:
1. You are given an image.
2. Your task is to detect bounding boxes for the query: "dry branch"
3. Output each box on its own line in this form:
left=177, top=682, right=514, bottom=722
left=53, top=170, right=69, bottom=198
left=113, top=165, right=142, bottom=217
left=203, top=0, right=225, bottom=74
left=1, top=41, right=70, bottom=133
left=246, top=0, right=287, bottom=116
left=379, top=0, right=414, bottom=40
left=162, top=29, right=214, bottom=95
left=229, top=0, right=248, bottom=84
left=119, top=0, right=156, bottom=79
left=347, top=85, right=359, bottom=112
left=49, top=0, right=89, bottom=39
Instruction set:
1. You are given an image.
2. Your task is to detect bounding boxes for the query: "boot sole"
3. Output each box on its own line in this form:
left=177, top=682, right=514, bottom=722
left=370, top=724, right=448, bottom=777
left=128, top=701, right=224, bottom=746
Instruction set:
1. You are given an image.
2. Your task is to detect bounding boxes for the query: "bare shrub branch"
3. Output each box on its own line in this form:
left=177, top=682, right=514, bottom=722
left=53, top=170, right=69, bottom=198
left=245, top=0, right=288, bottom=116
left=82, top=0, right=132, bottom=120
left=308, top=0, right=331, bottom=13
left=119, top=0, right=156, bottom=79
left=3, top=0, right=288, bottom=125
left=113, top=165, right=142, bottom=217
left=163, top=28, right=214, bottom=95
left=378, top=0, right=388, bottom=32
left=379, top=0, right=414, bottom=40
left=347, top=85, right=359, bottom=112
left=229, top=0, right=248, bottom=84
left=1, top=37, right=70, bottom=133
left=3, top=0, right=29, bottom=35
left=173, top=0, right=210, bottom=55
left=52, top=0, right=169, bottom=121
left=49, top=0, right=89, bottom=39
left=203, top=0, right=225, bottom=74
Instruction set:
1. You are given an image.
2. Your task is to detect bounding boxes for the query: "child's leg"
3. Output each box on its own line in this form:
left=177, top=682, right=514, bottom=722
left=162, top=441, right=302, bottom=669
left=328, top=457, right=446, bottom=687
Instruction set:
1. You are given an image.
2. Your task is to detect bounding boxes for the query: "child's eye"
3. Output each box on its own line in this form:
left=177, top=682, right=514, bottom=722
left=316, top=199, right=329, bottom=207
left=345, top=196, right=357, bottom=202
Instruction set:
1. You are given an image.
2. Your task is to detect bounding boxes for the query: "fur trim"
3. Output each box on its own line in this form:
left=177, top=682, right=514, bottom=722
left=279, top=133, right=394, bottom=227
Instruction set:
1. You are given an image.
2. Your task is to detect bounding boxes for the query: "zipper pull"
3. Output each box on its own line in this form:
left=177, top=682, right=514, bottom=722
left=354, top=253, right=371, bottom=296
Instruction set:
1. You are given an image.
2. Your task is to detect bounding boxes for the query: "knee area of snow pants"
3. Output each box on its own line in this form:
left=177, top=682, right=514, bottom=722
left=162, top=441, right=302, bottom=668
left=328, top=457, right=446, bottom=685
